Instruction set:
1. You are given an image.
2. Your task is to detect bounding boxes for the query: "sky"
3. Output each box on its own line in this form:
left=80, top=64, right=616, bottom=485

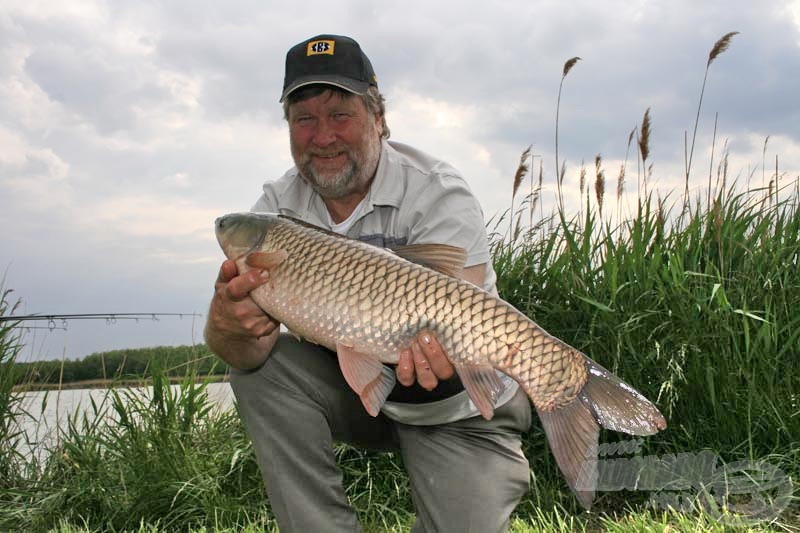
left=2, top=0, right=799, bottom=362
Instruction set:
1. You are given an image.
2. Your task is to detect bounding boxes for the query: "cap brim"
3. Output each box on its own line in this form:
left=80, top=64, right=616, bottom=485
left=280, top=76, right=371, bottom=102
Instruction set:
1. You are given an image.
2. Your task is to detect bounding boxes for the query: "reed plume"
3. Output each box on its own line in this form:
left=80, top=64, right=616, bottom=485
left=530, top=158, right=543, bottom=229
left=708, top=31, right=739, bottom=67
left=579, top=159, right=587, bottom=219
left=510, top=145, right=531, bottom=243
left=638, top=108, right=652, bottom=198
left=595, top=154, right=606, bottom=215
left=512, top=145, right=532, bottom=201
left=563, top=56, right=581, bottom=77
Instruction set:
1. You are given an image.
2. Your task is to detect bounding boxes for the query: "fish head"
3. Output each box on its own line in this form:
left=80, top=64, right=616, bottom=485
left=214, top=212, right=281, bottom=261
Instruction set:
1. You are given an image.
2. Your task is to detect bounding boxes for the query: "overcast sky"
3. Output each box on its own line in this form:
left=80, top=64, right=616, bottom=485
left=2, top=0, right=799, bottom=362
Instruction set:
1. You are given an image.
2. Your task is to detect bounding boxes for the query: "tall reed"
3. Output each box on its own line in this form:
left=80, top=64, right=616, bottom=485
left=555, top=57, right=581, bottom=212
left=685, top=32, right=739, bottom=194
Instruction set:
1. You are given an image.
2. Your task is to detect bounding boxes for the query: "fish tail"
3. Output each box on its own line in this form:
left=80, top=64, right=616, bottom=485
left=534, top=357, right=667, bottom=509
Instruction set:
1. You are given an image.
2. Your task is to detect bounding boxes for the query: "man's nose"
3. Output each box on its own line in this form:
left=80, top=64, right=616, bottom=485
left=311, top=119, right=337, bottom=147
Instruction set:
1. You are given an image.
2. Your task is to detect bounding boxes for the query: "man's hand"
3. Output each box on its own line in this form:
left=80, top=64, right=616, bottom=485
left=396, top=331, right=455, bottom=391
left=210, top=260, right=279, bottom=339
left=394, top=263, right=485, bottom=390
left=205, top=260, right=280, bottom=369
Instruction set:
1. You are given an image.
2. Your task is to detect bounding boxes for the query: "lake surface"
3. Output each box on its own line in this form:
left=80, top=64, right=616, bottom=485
left=14, top=382, right=235, bottom=460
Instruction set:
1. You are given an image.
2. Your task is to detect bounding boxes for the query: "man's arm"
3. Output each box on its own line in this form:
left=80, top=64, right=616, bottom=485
left=204, top=260, right=281, bottom=370
left=396, top=263, right=486, bottom=390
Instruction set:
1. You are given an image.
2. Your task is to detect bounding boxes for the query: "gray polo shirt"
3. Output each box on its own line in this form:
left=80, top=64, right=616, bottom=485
left=251, top=139, right=518, bottom=425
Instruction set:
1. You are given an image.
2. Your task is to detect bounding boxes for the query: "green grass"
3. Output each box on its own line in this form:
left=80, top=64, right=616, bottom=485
left=491, top=188, right=800, bottom=532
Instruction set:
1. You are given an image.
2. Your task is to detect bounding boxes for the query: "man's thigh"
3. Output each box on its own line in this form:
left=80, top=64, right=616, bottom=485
left=395, top=387, right=533, bottom=533
left=231, top=334, right=396, bottom=449
left=229, top=335, right=398, bottom=532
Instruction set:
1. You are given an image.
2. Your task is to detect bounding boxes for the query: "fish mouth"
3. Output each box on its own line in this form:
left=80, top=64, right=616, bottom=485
left=214, top=212, right=275, bottom=261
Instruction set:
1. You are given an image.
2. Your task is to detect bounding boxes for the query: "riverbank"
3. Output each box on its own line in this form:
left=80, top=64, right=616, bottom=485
left=12, top=373, right=230, bottom=392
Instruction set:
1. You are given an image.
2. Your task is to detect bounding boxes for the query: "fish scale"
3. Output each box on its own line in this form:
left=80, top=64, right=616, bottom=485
left=215, top=212, right=667, bottom=509
left=247, top=217, right=582, bottom=404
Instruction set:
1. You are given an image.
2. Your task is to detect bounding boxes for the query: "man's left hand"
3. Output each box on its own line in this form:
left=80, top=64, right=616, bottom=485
left=396, top=331, right=455, bottom=390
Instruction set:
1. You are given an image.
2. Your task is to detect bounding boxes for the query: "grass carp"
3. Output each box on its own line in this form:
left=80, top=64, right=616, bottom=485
left=215, top=212, right=667, bottom=508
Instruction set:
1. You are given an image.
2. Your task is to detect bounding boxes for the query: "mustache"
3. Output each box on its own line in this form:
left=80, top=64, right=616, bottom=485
left=303, top=146, right=351, bottom=160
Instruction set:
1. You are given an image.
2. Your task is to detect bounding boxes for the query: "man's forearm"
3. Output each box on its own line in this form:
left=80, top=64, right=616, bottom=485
left=205, top=324, right=279, bottom=370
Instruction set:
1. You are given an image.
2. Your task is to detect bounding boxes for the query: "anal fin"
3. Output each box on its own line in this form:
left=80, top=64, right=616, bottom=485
left=359, top=366, right=396, bottom=417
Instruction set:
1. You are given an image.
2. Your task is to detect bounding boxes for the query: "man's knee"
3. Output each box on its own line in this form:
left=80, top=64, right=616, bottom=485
left=231, top=334, right=337, bottom=394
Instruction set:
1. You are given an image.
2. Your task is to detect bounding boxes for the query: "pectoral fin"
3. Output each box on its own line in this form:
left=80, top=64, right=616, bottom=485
left=455, top=364, right=507, bottom=420
left=245, top=250, right=288, bottom=270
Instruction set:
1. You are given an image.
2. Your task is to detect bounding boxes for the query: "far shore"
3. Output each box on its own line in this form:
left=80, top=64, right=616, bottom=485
left=13, top=374, right=230, bottom=393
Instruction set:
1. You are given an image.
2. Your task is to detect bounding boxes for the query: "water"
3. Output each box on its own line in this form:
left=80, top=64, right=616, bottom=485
left=13, top=382, right=235, bottom=461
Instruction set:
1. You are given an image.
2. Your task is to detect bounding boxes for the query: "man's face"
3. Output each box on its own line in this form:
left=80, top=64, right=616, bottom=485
left=288, top=90, right=382, bottom=199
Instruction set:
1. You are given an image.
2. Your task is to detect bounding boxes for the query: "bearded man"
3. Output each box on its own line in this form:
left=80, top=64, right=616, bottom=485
left=205, top=34, right=532, bottom=533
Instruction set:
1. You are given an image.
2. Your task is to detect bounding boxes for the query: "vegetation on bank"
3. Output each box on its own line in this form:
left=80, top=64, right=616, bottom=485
left=10, top=345, right=224, bottom=389
left=3, top=180, right=797, bottom=531
left=1, top=32, right=798, bottom=532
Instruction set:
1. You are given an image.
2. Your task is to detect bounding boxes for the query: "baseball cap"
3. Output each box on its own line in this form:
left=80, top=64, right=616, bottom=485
left=280, top=34, right=378, bottom=102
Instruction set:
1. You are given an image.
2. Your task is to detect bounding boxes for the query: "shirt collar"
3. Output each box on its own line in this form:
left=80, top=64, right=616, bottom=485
left=365, top=139, right=404, bottom=209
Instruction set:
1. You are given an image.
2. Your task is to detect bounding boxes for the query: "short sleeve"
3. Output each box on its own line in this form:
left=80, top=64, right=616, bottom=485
left=403, top=174, right=491, bottom=269
left=250, top=183, right=281, bottom=213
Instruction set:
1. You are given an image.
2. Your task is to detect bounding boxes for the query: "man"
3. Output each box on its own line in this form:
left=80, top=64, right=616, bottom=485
left=205, top=34, right=532, bottom=532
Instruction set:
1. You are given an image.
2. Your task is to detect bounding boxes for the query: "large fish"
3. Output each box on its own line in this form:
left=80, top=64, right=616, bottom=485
left=215, top=212, right=667, bottom=508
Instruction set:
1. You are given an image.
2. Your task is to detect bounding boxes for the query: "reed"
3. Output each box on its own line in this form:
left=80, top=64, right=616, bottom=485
left=0, top=281, right=26, bottom=491
left=638, top=108, right=652, bottom=200
left=685, top=32, right=739, bottom=192
left=555, top=56, right=581, bottom=212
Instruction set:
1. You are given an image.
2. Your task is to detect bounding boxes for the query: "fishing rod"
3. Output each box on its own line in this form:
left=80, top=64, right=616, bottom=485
left=0, top=313, right=202, bottom=331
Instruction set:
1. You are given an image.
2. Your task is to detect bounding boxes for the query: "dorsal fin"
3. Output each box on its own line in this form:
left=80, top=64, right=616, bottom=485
left=391, top=243, right=467, bottom=278
left=278, top=214, right=467, bottom=278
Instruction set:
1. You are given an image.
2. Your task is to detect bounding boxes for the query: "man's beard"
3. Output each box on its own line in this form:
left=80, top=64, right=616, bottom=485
left=295, top=137, right=381, bottom=199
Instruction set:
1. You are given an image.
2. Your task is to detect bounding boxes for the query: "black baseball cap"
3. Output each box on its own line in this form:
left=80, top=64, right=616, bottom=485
left=280, top=34, right=378, bottom=102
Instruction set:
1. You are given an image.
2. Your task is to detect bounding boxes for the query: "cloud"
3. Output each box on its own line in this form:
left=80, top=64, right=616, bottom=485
left=0, top=126, right=72, bottom=208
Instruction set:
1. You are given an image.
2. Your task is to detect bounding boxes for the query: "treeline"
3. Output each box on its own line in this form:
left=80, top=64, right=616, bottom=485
left=11, top=344, right=225, bottom=386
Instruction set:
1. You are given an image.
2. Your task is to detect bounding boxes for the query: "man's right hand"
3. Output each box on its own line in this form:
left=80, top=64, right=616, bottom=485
left=204, top=260, right=280, bottom=369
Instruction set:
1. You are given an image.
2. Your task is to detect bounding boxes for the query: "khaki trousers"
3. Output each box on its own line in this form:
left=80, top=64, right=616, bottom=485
left=231, top=334, right=532, bottom=533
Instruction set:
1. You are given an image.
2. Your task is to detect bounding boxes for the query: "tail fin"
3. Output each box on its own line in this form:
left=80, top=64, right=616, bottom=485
left=580, top=358, right=667, bottom=435
left=534, top=357, right=667, bottom=509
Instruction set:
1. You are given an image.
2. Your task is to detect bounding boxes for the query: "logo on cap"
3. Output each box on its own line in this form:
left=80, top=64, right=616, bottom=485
left=307, top=40, right=335, bottom=56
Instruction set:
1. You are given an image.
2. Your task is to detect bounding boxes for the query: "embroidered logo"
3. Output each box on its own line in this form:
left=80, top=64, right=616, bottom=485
left=307, top=40, right=335, bottom=56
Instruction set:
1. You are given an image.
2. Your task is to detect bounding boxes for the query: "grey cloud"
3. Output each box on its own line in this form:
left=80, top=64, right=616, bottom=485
left=3, top=0, right=799, bottom=361
left=24, top=43, right=168, bottom=134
